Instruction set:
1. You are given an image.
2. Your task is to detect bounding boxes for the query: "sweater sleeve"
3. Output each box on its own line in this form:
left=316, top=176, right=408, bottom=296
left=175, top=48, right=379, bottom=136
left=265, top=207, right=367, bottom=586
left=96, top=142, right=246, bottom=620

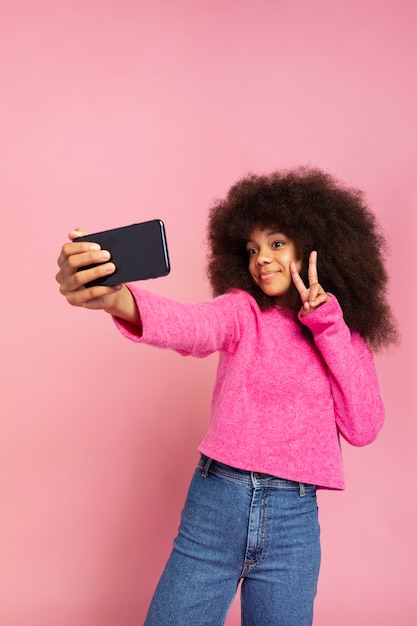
left=300, top=296, right=384, bottom=447
left=112, top=284, right=245, bottom=357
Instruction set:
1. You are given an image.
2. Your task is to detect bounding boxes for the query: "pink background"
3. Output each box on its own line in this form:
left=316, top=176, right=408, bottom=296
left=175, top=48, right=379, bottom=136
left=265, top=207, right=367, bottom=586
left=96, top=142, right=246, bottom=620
left=1, top=1, right=416, bottom=624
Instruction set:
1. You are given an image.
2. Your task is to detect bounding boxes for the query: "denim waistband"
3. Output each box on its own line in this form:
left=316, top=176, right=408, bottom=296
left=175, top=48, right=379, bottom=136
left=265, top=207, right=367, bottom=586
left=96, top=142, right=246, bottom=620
left=198, top=455, right=316, bottom=494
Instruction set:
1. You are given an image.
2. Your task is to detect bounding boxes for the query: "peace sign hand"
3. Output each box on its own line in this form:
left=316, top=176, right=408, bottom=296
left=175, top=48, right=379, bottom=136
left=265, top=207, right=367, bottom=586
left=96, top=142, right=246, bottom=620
left=290, top=251, right=330, bottom=317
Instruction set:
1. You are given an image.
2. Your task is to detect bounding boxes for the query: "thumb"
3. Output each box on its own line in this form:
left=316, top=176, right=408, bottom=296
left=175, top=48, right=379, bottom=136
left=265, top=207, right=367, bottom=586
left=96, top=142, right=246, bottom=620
left=68, top=227, right=88, bottom=241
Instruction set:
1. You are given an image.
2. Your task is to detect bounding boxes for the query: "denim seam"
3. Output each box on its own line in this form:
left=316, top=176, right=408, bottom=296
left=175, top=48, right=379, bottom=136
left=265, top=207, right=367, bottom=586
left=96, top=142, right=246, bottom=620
left=198, top=462, right=315, bottom=491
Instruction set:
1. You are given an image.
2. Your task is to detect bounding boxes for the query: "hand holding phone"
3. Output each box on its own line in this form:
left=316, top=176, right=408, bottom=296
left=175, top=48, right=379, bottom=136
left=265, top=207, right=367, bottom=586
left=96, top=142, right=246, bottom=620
left=74, top=219, right=170, bottom=287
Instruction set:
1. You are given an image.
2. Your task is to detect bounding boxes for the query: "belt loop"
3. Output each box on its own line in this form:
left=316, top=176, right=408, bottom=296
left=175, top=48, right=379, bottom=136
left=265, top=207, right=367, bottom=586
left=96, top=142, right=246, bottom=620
left=202, top=457, right=213, bottom=477
left=299, top=482, right=306, bottom=497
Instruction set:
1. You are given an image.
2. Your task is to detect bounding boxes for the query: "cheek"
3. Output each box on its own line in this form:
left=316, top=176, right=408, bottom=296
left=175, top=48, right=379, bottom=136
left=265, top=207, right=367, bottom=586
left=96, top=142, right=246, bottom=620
left=295, top=259, right=303, bottom=273
left=283, top=253, right=301, bottom=272
left=290, top=251, right=303, bottom=273
left=248, top=261, right=258, bottom=282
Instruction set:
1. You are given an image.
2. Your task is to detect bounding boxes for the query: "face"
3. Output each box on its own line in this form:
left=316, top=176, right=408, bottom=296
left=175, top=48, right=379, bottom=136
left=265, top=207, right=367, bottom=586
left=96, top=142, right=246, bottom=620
left=246, top=227, right=302, bottom=300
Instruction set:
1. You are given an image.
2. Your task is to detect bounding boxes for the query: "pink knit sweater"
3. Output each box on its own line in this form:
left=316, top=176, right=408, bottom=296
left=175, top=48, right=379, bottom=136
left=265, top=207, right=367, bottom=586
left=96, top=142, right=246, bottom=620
left=113, top=286, right=384, bottom=489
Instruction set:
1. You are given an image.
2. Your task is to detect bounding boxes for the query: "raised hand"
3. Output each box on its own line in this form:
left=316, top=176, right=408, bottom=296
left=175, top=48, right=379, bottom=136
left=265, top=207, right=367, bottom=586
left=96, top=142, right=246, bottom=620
left=55, top=228, right=141, bottom=325
left=56, top=227, right=121, bottom=309
left=290, top=251, right=330, bottom=317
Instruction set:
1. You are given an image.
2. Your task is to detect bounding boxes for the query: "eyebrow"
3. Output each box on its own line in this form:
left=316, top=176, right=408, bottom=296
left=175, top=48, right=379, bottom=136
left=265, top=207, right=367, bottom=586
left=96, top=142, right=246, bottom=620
left=266, top=230, right=285, bottom=237
left=246, top=230, right=286, bottom=244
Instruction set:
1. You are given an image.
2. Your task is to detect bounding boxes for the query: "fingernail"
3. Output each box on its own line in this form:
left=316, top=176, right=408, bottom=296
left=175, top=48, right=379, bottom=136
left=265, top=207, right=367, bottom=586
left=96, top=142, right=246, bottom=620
left=98, top=250, right=110, bottom=260
left=89, top=244, right=100, bottom=250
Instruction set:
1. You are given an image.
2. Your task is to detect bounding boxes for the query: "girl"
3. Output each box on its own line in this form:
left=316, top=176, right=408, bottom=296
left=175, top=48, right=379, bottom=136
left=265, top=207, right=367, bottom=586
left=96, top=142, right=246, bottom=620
left=56, top=166, right=397, bottom=625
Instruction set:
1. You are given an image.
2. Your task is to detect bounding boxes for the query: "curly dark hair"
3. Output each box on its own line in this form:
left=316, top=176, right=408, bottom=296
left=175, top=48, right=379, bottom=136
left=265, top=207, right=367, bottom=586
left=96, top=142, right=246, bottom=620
left=207, top=166, right=398, bottom=351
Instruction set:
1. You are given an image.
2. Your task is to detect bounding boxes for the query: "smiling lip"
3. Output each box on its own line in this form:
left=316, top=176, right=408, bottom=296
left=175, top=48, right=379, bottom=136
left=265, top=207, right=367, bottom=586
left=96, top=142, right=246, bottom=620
left=259, top=271, right=278, bottom=280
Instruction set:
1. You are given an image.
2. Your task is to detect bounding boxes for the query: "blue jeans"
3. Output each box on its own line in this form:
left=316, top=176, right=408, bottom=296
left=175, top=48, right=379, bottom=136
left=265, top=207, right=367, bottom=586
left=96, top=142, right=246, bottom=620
left=144, top=456, right=321, bottom=625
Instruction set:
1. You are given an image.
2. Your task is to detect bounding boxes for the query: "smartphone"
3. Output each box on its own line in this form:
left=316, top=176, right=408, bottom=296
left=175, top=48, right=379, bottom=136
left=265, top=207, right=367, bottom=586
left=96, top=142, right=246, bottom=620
left=74, top=219, right=170, bottom=287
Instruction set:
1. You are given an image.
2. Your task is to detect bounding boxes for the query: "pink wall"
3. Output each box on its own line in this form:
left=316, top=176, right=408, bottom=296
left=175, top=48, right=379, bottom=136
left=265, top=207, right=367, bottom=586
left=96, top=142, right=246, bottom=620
left=1, top=1, right=416, bottom=624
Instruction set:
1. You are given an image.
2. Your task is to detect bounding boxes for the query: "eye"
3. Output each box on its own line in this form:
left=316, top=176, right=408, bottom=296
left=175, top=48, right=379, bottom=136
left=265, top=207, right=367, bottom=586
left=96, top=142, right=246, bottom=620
left=272, top=240, right=284, bottom=249
left=247, top=247, right=257, bottom=256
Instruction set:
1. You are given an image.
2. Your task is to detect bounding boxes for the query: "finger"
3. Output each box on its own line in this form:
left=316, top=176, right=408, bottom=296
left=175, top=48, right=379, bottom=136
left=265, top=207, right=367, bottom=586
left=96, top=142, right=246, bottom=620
left=307, top=251, right=318, bottom=286
left=57, top=240, right=101, bottom=269
left=310, top=292, right=331, bottom=309
left=57, top=227, right=95, bottom=269
left=82, top=286, right=123, bottom=310
left=56, top=247, right=114, bottom=294
left=300, top=299, right=315, bottom=317
left=64, top=247, right=110, bottom=274
left=308, top=283, right=322, bottom=304
left=57, top=231, right=100, bottom=267
left=62, top=260, right=116, bottom=293
left=290, top=261, right=306, bottom=295
left=58, top=261, right=116, bottom=299
left=302, top=292, right=331, bottom=316
left=66, top=283, right=122, bottom=308
left=69, top=227, right=88, bottom=240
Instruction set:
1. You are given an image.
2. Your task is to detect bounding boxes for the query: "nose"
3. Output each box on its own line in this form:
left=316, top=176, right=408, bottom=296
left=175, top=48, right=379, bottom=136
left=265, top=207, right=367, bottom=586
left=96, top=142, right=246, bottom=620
left=255, top=247, right=273, bottom=265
